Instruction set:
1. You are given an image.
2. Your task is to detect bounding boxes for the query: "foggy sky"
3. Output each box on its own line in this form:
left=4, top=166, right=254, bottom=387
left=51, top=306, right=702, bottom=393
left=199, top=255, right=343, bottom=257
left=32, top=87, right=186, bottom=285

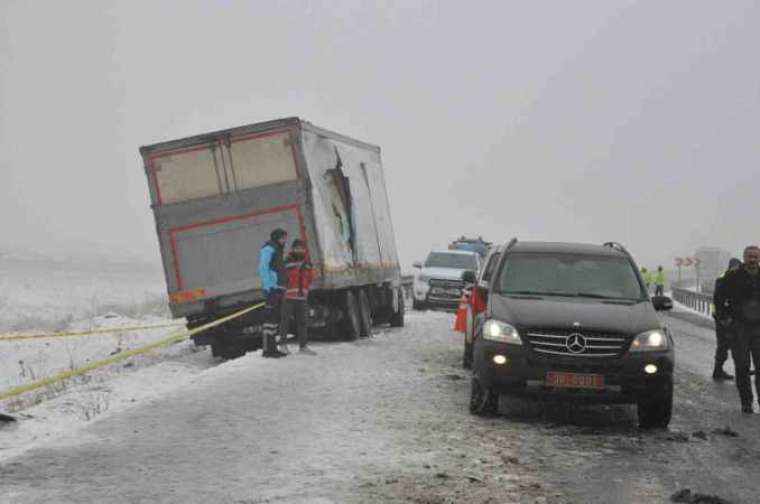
left=1, top=0, right=759, bottom=270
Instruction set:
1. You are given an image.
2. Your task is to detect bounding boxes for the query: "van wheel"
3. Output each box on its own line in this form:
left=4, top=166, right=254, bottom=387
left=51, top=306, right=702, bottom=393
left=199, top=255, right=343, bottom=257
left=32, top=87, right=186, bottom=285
left=469, top=376, right=498, bottom=416
left=390, top=288, right=405, bottom=327
left=637, top=378, right=673, bottom=429
left=343, top=290, right=361, bottom=341
left=358, top=289, right=373, bottom=338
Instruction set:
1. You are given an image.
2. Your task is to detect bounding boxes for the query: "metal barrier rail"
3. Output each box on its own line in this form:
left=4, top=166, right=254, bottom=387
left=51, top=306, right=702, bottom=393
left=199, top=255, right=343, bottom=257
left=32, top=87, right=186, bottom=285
left=671, top=287, right=713, bottom=317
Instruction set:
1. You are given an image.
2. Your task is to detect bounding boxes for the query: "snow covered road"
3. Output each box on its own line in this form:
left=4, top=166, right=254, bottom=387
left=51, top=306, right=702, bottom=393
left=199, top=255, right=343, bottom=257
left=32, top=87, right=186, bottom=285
left=1, top=309, right=760, bottom=503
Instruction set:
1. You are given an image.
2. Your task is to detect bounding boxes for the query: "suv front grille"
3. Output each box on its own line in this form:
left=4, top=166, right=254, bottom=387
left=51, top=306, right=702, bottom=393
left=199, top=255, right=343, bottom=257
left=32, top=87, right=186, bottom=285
left=428, top=279, right=464, bottom=289
left=524, top=328, right=628, bottom=358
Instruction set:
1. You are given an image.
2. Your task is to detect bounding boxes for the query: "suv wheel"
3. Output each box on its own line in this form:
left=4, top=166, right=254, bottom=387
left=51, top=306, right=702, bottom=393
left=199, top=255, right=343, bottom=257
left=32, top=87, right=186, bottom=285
left=469, top=376, right=498, bottom=416
left=463, top=341, right=473, bottom=369
left=637, top=378, right=673, bottom=429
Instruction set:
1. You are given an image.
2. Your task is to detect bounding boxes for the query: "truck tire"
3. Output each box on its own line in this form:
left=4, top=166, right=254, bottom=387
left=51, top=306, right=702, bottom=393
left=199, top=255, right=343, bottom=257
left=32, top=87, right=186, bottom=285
left=343, top=290, right=361, bottom=341
left=358, top=289, right=373, bottom=338
left=389, top=288, right=405, bottom=327
left=469, top=375, right=498, bottom=416
left=637, top=379, right=673, bottom=429
left=211, top=342, right=245, bottom=360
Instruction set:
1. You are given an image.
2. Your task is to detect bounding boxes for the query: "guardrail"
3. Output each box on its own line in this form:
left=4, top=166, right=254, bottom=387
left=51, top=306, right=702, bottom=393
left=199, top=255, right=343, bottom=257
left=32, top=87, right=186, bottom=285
left=671, top=286, right=713, bottom=317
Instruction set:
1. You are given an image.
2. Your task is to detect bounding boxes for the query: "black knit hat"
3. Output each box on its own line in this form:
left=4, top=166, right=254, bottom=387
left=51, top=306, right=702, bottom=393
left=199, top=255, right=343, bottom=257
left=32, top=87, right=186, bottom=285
left=270, top=228, right=288, bottom=241
left=729, top=257, right=742, bottom=268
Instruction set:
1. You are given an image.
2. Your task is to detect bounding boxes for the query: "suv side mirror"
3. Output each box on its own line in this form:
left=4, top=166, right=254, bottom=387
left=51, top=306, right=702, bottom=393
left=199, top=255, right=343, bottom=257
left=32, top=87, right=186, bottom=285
left=462, top=270, right=477, bottom=284
left=413, top=261, right=423, bottom=269
left=652, top=296, right=673, bottom=311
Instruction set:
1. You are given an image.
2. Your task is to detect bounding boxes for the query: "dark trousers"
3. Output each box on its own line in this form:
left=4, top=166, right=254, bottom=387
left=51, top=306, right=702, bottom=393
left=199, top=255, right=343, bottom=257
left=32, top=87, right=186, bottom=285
left=280, top=299, right=309, bottom=348
left=714, top=321, right=733, bottom=367
left=654, top=284, right=665, bottom=296
left=732, top=323, right=760, bottom=406
left=262, top=289, right=284, bottom=353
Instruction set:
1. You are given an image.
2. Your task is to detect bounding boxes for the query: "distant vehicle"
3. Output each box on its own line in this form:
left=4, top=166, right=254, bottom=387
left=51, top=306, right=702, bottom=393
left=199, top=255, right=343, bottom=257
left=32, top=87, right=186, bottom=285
left=450, top=236, right=491, bottom=258
left=412, top=250, right=481, bottom=311
left=139, top=117, right=404, bottom=359
left=469, top=240, right=675, bottom=429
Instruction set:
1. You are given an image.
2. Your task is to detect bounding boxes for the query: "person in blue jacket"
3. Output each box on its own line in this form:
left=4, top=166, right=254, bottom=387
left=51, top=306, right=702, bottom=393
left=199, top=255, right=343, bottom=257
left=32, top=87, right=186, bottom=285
left=259, top=228, right=288, bottom=358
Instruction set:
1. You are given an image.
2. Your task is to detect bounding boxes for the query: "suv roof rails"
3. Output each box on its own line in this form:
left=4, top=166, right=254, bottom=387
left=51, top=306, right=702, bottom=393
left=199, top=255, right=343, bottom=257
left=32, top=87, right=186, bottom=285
left=603, top=241, right=631, bottom=256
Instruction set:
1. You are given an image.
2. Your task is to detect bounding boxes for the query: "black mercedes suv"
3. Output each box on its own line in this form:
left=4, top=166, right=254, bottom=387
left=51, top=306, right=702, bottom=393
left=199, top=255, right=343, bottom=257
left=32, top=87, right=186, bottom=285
left=469, top=240, right=675, bottom=428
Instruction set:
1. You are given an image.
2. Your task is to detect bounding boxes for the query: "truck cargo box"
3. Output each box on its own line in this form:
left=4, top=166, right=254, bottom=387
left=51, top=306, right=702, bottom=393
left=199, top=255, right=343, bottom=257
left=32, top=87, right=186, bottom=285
left=140, top=118, right=401, bottom=321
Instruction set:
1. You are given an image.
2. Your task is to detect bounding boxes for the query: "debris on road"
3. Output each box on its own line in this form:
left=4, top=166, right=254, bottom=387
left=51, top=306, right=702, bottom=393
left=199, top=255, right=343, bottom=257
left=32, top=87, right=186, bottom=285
left=692, top=430, right=708, bottom=440
left=671, top=488, right=733, bottom=504
left=711, top=426, right=739, bottom=437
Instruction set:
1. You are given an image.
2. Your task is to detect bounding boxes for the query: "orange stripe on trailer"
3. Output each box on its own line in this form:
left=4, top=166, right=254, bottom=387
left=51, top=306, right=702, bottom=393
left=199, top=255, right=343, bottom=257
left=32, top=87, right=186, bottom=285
left=170, top=288, right=207, bottom=304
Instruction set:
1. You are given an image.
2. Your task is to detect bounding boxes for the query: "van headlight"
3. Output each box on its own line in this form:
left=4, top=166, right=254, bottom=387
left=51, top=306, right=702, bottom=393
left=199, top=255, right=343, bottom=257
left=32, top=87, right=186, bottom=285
left=629, top=329, right=669, bottom=352
left=482, top=320, right=522, bottom=345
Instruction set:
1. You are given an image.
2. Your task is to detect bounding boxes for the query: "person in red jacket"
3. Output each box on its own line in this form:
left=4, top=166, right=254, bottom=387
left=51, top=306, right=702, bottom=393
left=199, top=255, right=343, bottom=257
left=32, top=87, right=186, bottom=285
left=280, top=239, right=317, bottom=355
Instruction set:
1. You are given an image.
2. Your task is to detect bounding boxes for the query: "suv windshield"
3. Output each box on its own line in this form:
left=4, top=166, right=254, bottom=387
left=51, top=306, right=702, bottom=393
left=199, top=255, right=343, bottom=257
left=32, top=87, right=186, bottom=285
left=425, top=252, right=478, bottom=270
left=496, top=253, right=645, bottom=300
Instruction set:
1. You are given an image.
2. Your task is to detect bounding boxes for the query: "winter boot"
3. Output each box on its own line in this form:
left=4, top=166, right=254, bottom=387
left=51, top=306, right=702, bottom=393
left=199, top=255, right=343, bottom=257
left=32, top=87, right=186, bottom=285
left=299, top=346, right=317, bottom=356
left=712, top=365, right=734, bottom=381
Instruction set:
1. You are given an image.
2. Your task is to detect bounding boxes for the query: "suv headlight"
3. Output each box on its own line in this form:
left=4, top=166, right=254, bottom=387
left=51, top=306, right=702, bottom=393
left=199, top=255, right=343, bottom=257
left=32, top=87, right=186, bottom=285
left=482, top=320, right=522, bottom=345
left=629, top=329, right=669, bottom=352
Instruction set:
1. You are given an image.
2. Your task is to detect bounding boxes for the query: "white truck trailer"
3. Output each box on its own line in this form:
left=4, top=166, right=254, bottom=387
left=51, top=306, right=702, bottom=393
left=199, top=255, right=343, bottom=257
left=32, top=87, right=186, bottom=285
left=139, top=117, right=404, bottom=358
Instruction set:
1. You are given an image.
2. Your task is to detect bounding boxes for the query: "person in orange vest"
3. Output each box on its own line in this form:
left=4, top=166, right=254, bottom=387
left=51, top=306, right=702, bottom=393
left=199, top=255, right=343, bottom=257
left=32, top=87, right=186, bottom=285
left=280, top=239, right=317, bottom=355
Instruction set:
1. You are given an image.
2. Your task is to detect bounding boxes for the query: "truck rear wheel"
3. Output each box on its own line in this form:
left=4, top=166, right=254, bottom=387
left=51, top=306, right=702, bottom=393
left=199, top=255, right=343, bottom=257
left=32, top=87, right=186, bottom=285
left=389, top=288, right=405, bottom=327
left=358, top=289, right=373, bottom=338
left=343, top=290, right=361, bottom=341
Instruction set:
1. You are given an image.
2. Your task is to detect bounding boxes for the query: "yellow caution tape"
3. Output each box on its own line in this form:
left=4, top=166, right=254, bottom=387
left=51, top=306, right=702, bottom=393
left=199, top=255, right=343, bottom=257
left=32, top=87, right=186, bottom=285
left=0, top=302, right=265, bottom=402
left=0, top=322, right=186, bottom=342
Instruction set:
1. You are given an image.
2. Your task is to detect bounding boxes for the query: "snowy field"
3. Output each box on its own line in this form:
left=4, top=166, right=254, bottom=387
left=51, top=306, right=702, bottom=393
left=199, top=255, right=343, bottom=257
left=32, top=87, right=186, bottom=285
left=0, top=254, right=168, bottom=332
left=0, top=254, right=190, bottom=425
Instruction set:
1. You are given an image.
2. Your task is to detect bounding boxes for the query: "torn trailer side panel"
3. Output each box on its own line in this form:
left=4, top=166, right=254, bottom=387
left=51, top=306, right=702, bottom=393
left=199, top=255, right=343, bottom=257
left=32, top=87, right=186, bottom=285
left=139, top=117, right=402, bottom=335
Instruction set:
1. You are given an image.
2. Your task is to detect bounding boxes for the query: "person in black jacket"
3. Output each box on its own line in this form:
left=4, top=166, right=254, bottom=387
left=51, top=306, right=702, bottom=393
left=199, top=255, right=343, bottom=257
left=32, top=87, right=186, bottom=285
left=723, top=246, right=760, bottom=413
left=712, top=258, right=742, bottom=381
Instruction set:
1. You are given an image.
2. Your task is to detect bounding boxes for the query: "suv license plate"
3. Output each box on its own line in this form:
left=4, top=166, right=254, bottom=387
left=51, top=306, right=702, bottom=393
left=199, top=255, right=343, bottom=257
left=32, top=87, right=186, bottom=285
left=545, top=371, right=605, bottom=389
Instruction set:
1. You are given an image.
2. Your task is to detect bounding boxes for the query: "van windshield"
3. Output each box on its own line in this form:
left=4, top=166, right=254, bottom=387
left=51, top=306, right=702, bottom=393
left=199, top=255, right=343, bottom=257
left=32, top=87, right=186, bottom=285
left=425, top=252, right=478, bottom=270
left=496, top=253, right=645, bottom=300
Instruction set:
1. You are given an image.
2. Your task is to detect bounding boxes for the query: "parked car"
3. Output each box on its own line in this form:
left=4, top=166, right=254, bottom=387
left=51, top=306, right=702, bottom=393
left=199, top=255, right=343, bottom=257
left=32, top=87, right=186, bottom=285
left=469, top=240, right=675, bottom=429
left=449, top=236, right=491, bottom=259
left=458, top=244, right=504, bottom=369
left=412, top=250, right=481, bottom=311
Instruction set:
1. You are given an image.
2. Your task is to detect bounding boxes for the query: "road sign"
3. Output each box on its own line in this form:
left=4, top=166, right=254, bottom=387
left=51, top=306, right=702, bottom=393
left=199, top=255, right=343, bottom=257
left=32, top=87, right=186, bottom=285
left=675, top=257, right=684, bottom=267
left=684, top=257, right=694, bottom=267
left=694, top=258, right=702, bottom=267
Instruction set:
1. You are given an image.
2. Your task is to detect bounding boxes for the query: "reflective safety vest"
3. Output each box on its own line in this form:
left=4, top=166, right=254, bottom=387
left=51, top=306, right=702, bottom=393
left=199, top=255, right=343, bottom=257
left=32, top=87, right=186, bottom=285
left=284, top=258, right=314, bottom=301
left=654, top=271, right=667, bottom=285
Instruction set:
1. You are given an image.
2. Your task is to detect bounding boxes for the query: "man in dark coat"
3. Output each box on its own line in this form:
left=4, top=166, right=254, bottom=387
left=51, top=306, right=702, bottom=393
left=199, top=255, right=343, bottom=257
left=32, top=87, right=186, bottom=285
left=723, top=246, right=760, bottom=413
left=712, top=258, right=742, bottom=381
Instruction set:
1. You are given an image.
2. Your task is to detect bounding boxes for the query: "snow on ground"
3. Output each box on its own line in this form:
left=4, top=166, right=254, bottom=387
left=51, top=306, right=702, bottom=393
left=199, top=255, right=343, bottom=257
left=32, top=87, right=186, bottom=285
left=0, top=255, right=167, bottom=332
left=0, top=342, right=215, bottom=463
